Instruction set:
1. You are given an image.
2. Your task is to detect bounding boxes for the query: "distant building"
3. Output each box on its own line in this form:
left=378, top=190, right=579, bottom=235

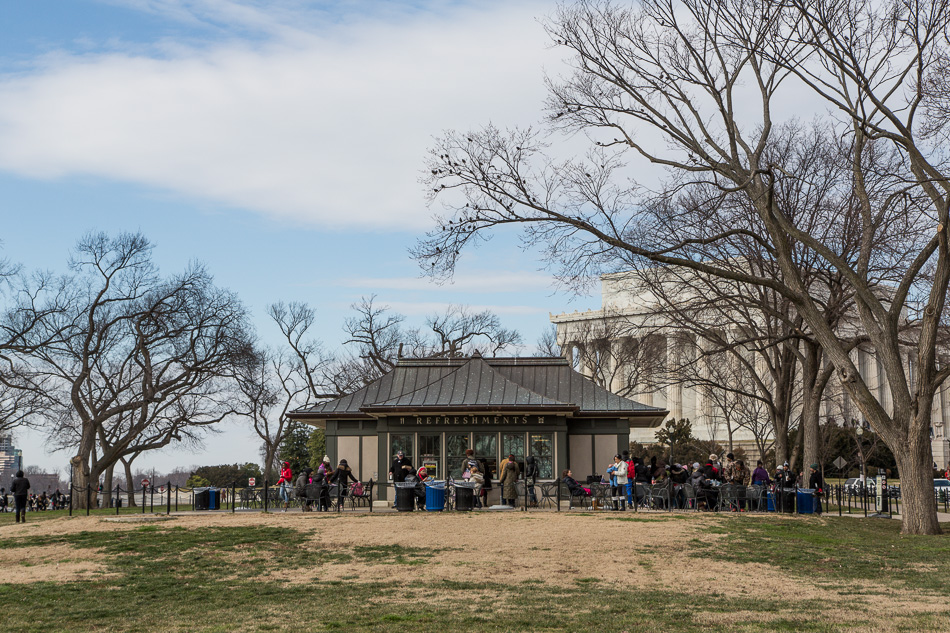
left=551, top=271, right=950, bottom=469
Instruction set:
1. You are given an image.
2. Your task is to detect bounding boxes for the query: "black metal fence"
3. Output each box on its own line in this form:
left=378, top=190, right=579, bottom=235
left=35, top=478, right=949, bottom=518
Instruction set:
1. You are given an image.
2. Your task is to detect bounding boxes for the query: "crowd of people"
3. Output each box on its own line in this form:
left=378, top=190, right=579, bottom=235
left=562, top=452, right=826, bottom=514
left=1, top=471, right=70, bottom=521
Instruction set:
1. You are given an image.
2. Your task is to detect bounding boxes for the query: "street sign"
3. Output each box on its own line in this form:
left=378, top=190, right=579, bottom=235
left=248, top=477, right=256, bottom=487
left=833, top=456, right=847, bottom=470
left=141, top=478, right=149, bottom=488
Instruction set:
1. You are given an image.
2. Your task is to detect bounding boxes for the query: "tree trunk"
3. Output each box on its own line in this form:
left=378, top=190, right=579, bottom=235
left=70, top=455, right=93, bottom=510
left=894, top=430, right=942, bottom=535
left=800, top=343, right=822, bottom=475
left=102, top=463, right=114, bottom=509
left=122, top=457, right=138, bottom=507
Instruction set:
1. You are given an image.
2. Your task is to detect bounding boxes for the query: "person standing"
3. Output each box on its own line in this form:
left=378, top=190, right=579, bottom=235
left=607, top=454, right=628, bottom=511
left=524, top=456, right=539, bottom=506
left=808, top=464, right=825, bottom=515
left=277, top=461, right=293, bottom=511
left=12, top=470, right=30, bottom=523
left=499, top=455, right=520, bottom=506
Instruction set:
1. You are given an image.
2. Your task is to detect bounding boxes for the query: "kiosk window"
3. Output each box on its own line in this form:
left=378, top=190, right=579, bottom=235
left=529, top=433, right=554, bottom=478
left=447, top=433, right=470, bottom=479
left=419, top=434, right=441, bottom=479
left=390, top=434, right=413, bottom=466
left=474, top=432, right=498, bottom=479
left=502, top=432, right=526, bottom=471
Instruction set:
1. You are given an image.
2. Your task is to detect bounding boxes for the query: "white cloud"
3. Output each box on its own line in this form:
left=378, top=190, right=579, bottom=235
left=0, top=1, right=555, bottom=230
left=333, top=271, right=556, bottom=293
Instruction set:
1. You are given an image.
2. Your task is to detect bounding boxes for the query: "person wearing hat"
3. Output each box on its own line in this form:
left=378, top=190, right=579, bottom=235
left=277, top=461, right=293, bottom=511
left=330, top=459, right=359, bottom=509
left=808, top=463, right=825, bottom=515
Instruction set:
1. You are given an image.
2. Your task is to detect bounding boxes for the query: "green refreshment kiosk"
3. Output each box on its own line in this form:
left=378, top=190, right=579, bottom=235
left=289, top=353, right=667, bottom=505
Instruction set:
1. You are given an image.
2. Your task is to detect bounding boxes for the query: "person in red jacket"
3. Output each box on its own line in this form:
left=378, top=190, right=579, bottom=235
left=277, top=461, right=292, bottom=511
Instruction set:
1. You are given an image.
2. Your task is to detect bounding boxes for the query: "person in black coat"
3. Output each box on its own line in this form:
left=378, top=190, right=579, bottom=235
left=389, top=451, right=413, bottom=483
left=11, top=470, right=30, bottom=523
left=808, top=463, right=825, bottom=515
left=524, top=456, right=539, bottom=506
left=331, top=459, right=359, bottom=508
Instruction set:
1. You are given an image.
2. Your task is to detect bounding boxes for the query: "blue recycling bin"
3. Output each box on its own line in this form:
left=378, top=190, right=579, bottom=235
left=425, top=481, right=446, bottom=512
left=766, top=491, right=775, bottom=512
left=796, top=489, right=815, bottom=514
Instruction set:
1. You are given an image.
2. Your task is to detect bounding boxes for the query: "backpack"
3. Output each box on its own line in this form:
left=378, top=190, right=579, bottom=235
left=350, top=481, right=364, bottom=497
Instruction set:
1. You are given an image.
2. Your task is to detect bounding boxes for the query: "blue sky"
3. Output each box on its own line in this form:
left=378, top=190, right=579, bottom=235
left=1, top=0, right=603, bottom=474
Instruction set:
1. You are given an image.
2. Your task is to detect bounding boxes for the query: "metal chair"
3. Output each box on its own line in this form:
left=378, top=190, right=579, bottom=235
left=717, top=484, right=738, bottom=512
left=682, top=483, right=698, bottom=510
left=348, top=480, right=374, bottom=509
left=650, top=483, right=671, bottom=509
left=634, top=483, right=652, bottom=509
left=560, top=481, right=593, bottom=510
left=538, top=481, right=558, bottom=509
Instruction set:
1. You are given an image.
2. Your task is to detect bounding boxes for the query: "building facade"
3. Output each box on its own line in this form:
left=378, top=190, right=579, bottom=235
left=551, top=272, right=950, bottom=469
left=290, top=353, right=666, bottom=501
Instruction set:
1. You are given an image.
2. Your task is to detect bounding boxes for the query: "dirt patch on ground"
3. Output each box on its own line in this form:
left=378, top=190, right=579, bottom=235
left=1, top=510, right=947, bottom=627
left=0, top=542, right=113, bottom=584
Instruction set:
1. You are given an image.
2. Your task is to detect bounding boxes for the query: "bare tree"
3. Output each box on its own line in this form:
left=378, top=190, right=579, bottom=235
left=13, top=232, right=250, bottom=508
left=343, top=296, right=523, bottom=385
left=415, top=0, right=950, bottom=533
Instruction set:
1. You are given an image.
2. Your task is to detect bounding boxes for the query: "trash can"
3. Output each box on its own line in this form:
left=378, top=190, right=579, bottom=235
left=194, top=489, right=210, bottom=511
left=797, top=489, right=815, bottom=514
left=425, top=481, right=446, bottom=512
left=395, top=482, right=416, bottom=512
left=779, top=487, right=796, bottom=513
left=454, top=482, right=476, bottom=511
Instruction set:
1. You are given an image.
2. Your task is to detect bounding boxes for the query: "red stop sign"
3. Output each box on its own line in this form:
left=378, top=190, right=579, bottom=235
left=141, top=478, right=149, bottom=487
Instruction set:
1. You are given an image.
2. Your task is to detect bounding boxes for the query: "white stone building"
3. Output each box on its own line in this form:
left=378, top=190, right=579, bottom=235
left=550, top=271, right=950, bottom=469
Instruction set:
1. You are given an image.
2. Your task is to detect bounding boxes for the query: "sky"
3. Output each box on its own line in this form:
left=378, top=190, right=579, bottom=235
left=0, top=0, right=606, bottom=475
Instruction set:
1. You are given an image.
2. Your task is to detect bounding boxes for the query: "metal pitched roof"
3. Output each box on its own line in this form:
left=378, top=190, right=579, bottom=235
left=362, top=356, right=572, bottom=412
left=291, top=355, right=665, bottom=419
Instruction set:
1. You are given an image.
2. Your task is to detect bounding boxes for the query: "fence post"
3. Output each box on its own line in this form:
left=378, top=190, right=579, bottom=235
left=116, top=485, right=121, bottom=516
left=86, top=484, right=91, bottom=517
left=166, top=481, right=171, bottom=515
left=232, top=481, right=236, bottom=514
left=142, top=485, right=147, bottom=514
left=68, top=473, right=73, bottom=517
left=837, top=485, right=841, bottom=517
left=556, top=478, right=561, bottom=512
left=264, top=479, right=269, bottom=513
left=175, top=485, right=179, bottom=513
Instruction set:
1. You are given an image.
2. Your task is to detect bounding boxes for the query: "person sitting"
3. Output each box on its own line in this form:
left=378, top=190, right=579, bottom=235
left=296, top=468, right=312, bottom=512
left=562, top=469, right=591, bottom=505
left=310, top=471, right=331, bottom=512
left=669, top=463, right=688, bottom=508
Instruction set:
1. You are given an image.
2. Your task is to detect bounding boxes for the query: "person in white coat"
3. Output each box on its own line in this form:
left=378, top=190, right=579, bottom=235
left=607, top=454, right=628, bottom=511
